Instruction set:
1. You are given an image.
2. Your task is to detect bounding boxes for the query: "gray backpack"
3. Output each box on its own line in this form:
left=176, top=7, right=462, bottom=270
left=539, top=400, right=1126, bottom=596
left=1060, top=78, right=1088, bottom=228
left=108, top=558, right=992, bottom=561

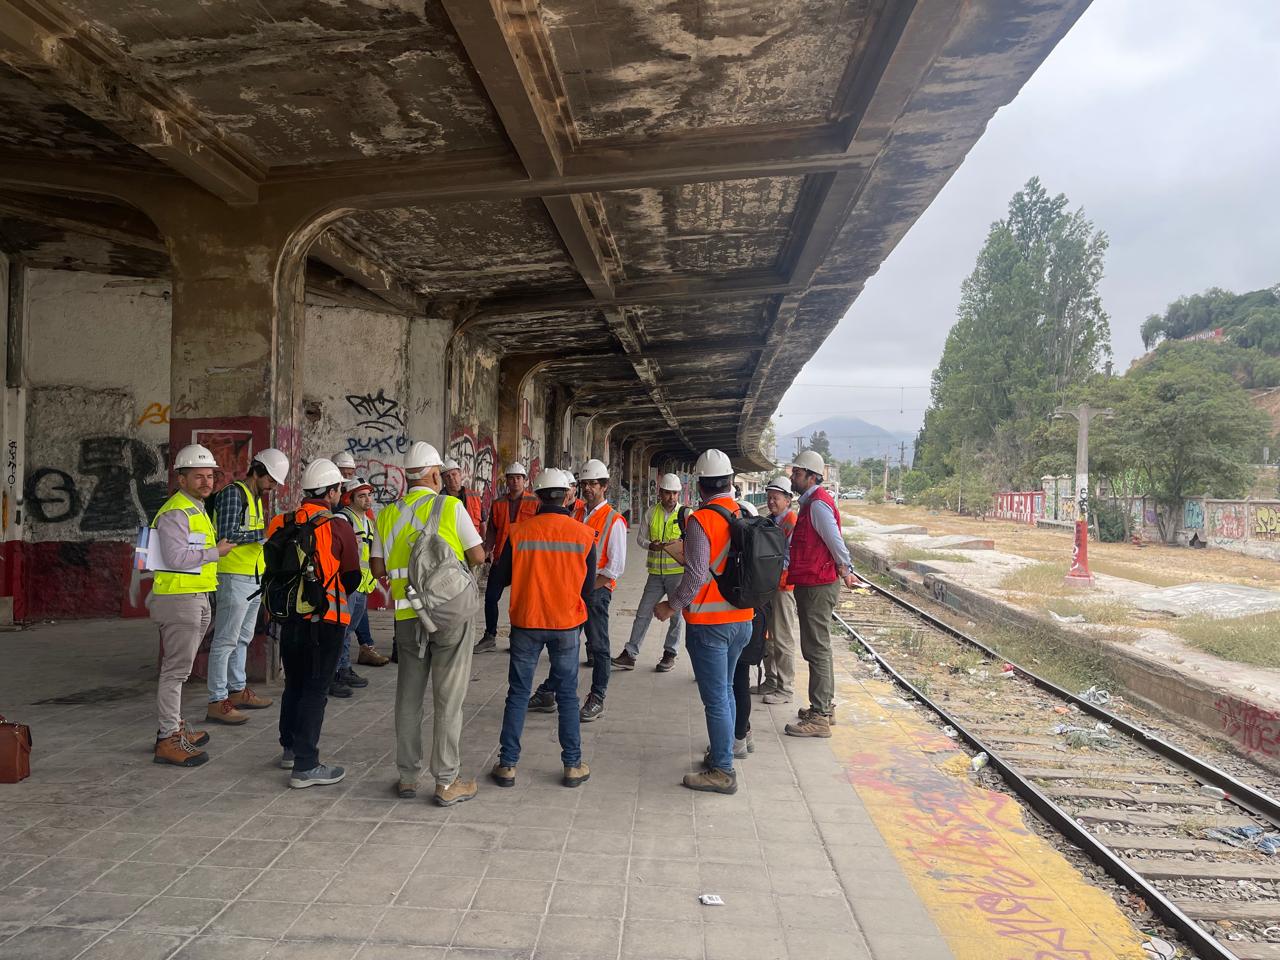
left=403, top=493, right=480, bottom=636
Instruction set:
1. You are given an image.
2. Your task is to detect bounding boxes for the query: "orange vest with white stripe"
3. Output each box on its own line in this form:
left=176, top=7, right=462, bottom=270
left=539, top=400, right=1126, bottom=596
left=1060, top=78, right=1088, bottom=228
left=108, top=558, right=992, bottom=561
left=265, top=502, right=351, bottom=626
left=584, top=502, right=622, bottom=591
left=490, top=493, right=538, bottom=560
left=508, top=512, right=597, bottom=630
left=686, top=495, right=754, bottom=625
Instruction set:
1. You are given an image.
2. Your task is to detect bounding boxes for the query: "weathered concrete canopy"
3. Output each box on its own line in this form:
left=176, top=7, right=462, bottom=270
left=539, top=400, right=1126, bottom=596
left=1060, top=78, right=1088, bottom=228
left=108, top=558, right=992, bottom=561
left=0, top=0, right=1090, bottom=467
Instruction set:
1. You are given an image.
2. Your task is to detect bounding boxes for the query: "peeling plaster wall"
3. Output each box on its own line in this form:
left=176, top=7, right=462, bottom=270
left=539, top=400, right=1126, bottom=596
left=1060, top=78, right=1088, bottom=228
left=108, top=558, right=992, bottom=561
left=447, top=333, right=500, bottom=520
left=517, top=374, right=549, bottom=482
left=21, top=269, right=172, bottom=618
left=405, top=315, right=450, bottom=449
left=300, top=303, right=411, bottom=506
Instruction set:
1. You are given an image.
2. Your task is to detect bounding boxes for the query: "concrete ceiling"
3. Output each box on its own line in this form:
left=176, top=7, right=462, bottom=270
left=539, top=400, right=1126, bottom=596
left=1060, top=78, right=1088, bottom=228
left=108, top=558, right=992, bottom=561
left=0, top=0, right=1093, bottom=466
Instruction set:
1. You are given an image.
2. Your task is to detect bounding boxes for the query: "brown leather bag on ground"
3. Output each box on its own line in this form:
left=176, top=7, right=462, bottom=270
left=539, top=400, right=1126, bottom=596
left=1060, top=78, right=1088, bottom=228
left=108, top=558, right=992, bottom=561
left=0, top=714, right=32, bottom=783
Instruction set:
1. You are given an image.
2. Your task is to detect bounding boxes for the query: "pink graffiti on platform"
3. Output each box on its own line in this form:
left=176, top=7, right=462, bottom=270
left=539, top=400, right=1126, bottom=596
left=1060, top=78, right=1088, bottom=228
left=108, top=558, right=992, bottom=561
left=447, top=429, right=497, bottom=519
left=1216, top=695, right=1280, bottom=758
left=845, top=731, right=1101, bottom=960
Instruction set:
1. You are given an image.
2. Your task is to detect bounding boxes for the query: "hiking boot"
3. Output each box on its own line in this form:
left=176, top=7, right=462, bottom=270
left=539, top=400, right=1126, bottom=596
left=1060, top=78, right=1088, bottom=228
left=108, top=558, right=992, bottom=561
left=752, top=679, right=777, bottom=695
left=702, top=739, right=748, bottom=768
left=206, top=699, right=249, bottom=725
left=279, top=749, right=295, bottom=770
left=763, top=691, right=793, bottom=705
left=563, top=762, right=590, bottom=788
left=611, top=650, right=636, bottom=670
left=357, top=644, right=390, bottom=667
left=290, top=764, right=346, bottom=789
left=473, top=633, right=497, bottom=654
left=396, top=781, right=417, bottom=799
left=683, top=768, right=737, bottom=794
left=328, top=680, right=353, bottom=699
left=435, top=778, right=477, bottom=806
left=579, top=694, right=605, bottom=723
left=491, top=763, right=516, bottom=788
left=154, top=731, right=208, bottom=767
left=785, top=714, right=832, bottom=738
left=655, top=650, right=677, bottom=673
left=745, top=730, right=755, bottom=754
left=336, top=667, right=368, bottom=688
left=528, top=689, right=556, bottom=713
left=156, top=721, right=209, bottom=748
left=796, top=706, right=837, bottom=725
left=228, top=688, right=272, bottom=709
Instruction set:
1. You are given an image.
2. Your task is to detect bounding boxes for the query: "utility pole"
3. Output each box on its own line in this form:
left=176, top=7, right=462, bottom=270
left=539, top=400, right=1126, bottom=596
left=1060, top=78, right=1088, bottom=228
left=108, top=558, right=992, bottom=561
left=896, top=441, right=906, bottom=499
left=882, top=448, right=890, bottom=501
left=1054, top=402, right=1113, bottom=587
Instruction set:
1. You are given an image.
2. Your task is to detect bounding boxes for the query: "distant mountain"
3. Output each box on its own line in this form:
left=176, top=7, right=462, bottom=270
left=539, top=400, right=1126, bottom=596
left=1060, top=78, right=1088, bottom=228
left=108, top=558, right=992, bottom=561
left=777, top=416, right=915, bottom=465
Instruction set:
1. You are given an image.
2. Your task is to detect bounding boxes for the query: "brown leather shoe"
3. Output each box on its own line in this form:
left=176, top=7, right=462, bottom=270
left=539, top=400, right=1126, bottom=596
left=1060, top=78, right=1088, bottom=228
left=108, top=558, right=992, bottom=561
left=357, top=644, right=390, bottom=667
left=228, top=688, right=273, bottom=709
left=153, top=731, right=209, bottom=767
left=562, top=762, right=590, bottom=788
left=785, top=714, right=832, bottom=738
left=490, top=763, right=516, bottom=788
left=435, top=778, right=478, bottom=806
left=682, top=768, right=737, bottom=794
left=155, top=721, right=209, bottom=748
left=206, top=699, right=249, bottom=725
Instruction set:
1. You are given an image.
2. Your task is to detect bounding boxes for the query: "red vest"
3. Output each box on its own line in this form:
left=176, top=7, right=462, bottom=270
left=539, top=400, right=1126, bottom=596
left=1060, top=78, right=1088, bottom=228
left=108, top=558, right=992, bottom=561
left=789, top=486, right=840, bottom=587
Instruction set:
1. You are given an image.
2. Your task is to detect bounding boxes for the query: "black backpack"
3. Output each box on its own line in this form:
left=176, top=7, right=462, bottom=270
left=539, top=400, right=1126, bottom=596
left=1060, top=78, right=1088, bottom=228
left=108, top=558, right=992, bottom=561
left=704, top=504, right=785, bottom=610
left=257, top=510, right=335, bottom=622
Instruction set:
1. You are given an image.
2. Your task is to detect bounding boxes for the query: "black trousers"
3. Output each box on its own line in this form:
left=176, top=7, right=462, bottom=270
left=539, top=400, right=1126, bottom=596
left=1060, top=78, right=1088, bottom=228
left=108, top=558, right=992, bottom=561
left=279, top=620, right=345, bottom=773
left=734, top=609, right=766, bottom=740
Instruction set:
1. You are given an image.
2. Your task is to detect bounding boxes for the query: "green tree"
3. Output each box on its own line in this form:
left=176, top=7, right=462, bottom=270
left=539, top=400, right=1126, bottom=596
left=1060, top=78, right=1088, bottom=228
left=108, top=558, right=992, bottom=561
left=808, top=430, right=832, bottom=459
left=916, top=177, right=1111, bottom=487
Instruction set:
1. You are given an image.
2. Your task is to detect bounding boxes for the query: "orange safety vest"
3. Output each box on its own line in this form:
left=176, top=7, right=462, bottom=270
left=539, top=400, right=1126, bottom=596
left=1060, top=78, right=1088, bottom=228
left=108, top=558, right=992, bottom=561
left=686, top=495, right=754, bottom=625
left=571, top=499, right=586, bottom=522
left=265, top=502, right=351, bottom=626
left=490, top=493, right=538, bottom=560
left=777, top=510, right=796, bottom=592
left=584, top=501, right=622, bottom=591
left=508, top=512, right=597, bottom=630
left=460, top=491, right=484, bottom=530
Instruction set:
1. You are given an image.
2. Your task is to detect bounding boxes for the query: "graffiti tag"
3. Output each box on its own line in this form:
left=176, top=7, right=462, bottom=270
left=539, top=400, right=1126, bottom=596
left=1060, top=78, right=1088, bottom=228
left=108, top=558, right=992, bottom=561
left=346, top=389, right=404, bottom=434
left=26, top=437, right=169, bottom=533
left=1182, top=499, right=1204, bottom=531
left=136, top=402, right=170, bottom=426
left=448, top=429, right=497, bottom=519
left=1216, top=695, right=1280, bottom=758
left=1209, top=503, right=1247, bottom=541
left=1253, top=504, right=1280, bottom=541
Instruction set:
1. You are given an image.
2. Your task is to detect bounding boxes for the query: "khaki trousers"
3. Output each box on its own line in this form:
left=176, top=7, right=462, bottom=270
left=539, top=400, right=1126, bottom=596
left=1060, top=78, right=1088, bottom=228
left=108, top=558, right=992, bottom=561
left=151, top=592, right=211, bottom=736
left=394, top=617, right=473, bottom=787
left=764, top=588, right=799, bottom=696
left=794, top=581, right=841, bottom=715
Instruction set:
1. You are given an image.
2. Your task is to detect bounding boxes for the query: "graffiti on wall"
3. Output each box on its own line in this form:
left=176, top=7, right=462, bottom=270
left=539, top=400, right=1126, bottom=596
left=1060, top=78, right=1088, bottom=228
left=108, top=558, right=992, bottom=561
left=518, top=396, right=541, bottom=482
left=26, top=437, right=170, bottom=535
left=1183, top=499, right=1204, bottom=530
left=1216, top=695, right=1280, bottom=758
left=1252, top=504, right=1280, bottom=541
left=448, top=429, right=497, bottom=518
left=1209, top=502, right=1247, bottom=541
left=342, top=391, right=409, bottom=503
left=136, top=402, right=170, bottom=425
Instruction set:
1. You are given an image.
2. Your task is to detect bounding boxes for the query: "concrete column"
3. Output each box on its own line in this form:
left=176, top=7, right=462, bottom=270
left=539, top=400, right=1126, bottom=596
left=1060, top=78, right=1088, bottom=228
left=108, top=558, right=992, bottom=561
left=1, top=254, right=27, bottom=623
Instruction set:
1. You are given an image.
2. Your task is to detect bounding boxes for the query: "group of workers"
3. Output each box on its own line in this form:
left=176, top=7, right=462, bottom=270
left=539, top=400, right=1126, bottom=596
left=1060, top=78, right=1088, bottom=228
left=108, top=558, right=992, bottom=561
left=147, top=437, right=856, bottom=801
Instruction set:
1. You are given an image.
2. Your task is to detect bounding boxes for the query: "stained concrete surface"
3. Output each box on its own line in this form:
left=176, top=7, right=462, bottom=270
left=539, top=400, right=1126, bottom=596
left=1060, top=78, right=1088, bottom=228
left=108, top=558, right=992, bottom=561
left=0, top=548, right=952, bottom=960
left=1131, top=582, right=1280, bottom=619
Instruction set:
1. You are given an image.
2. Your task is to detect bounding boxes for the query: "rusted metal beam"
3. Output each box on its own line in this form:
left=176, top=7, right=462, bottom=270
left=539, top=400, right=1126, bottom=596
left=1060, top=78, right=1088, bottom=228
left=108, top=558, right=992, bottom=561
left=0, top=0, right=265, bottom=204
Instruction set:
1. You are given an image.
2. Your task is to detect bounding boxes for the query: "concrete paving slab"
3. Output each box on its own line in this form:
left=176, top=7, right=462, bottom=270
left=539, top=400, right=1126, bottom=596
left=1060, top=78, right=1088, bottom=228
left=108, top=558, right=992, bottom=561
left=915, top=535, right=994, bottom=551
left=1132, top=581, right=1280, bottom=618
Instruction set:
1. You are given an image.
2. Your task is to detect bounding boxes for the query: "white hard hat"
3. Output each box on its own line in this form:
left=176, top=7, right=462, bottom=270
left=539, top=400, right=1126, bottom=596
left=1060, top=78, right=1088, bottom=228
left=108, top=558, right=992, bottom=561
left=533, top=468, right=569, bottom=493
left=301, top=458, right=344, bottom=492
left=252, top=448, right=289, bottom=484
left=791, top=449, right=826, bottom=478
left=737, top=499, right=759, bottom=517
left=765, top=475, right=793, bottom=497
left=174, top=444, right=217, bottom=469
left=694, top=448, right=733, bottom=479
left=333, top=451, right=356, bottom=469
left=505, top=462, right=528, bottom=477
left=563, top=470, right=577, bottom=486
left=442, top=458, right=461, bottom=472
left=404, top=441, right=443, bottom=472
left=657, top=473, right=682, bottom=492
left=579, top=458, right=609, bottom=481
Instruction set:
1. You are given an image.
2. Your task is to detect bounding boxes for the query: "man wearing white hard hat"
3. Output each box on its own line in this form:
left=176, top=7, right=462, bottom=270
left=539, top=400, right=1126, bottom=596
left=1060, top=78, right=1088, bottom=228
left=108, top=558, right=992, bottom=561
left=475, top=461, right=538, bottom=653
left=370, top=441, right=486, bottom=806
left=442, top=458, right=485, bottom=537
left=330, top=476, right=384, bottom=697
left=612, top=472, right=688, bottom=673
left=205, top=448, right=290, bottom=726
left=760, top=475, right=799, bottom=704
left=333, top=450, right=357, bottom=479
left=785, top=450, right=857, bottom=738
left=148, top=444, right=235, bottom=767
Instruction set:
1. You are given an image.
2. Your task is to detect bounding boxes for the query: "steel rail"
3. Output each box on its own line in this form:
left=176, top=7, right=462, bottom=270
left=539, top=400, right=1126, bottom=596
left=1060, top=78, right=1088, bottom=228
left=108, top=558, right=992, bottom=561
left=833, top=606, right=1244, bottom=960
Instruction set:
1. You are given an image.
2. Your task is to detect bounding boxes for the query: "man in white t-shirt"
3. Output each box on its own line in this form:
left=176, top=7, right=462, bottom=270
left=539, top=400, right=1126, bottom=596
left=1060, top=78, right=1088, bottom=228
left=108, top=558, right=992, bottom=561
left=369, top=441, right=485, bottom=807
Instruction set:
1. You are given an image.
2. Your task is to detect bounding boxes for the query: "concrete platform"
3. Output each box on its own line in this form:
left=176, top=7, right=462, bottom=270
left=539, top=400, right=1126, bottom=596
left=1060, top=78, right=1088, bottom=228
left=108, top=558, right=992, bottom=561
left=914, top=536, right=994, bottom=551
left=1132, top=582, right=1280, bottom=618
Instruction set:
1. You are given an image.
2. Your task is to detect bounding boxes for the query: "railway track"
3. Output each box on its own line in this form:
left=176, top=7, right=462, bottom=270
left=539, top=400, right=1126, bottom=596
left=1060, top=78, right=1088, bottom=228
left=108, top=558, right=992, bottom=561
left=834, top=578, right=1280, bottom=960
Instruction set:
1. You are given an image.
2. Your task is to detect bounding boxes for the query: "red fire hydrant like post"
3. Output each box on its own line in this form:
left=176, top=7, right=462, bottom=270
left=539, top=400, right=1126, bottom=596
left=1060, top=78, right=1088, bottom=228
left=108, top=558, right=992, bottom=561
left=1054, top=403, right=1112, bottom=588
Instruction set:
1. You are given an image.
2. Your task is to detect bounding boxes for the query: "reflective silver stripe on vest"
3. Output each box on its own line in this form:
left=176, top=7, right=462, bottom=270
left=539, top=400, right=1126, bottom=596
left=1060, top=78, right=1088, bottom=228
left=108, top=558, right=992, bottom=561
left=709, top=540, right=730, bottom=573
left=689, top=600, right=739, bottom=613
left=385, top=492, right=437, bottom=556
left=394, top=598, right=414, bottom=610
left=515, top=540, right=590, bottom=554
left=388, top=567, right=409, bottom=579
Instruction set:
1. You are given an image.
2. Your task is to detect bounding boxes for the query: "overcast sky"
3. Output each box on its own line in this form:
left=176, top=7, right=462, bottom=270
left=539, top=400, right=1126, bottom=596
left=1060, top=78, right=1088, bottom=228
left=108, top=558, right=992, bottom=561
left=776, top=0, right=1280, bottom=442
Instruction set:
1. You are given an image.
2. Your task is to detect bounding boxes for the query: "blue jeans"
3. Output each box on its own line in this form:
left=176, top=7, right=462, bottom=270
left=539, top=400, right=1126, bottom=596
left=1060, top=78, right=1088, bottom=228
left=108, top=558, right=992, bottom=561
left=208, top=573, right=261, bottom=702
left=484, top=571, right=505, bottom=637
left=537, top=586, right=611, bottom=701
left=336, top=591, right=370, bottom=673
left=353, top=602, right=373, bottom=646
left=685, top=620, right=752, bottom=773
left=500, top=628, right=581, bottom=768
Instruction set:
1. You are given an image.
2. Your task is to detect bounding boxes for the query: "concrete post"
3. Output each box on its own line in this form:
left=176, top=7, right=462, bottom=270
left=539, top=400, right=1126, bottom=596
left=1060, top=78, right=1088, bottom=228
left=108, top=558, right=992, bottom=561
left=1054, top=403, right=1112, bottom=587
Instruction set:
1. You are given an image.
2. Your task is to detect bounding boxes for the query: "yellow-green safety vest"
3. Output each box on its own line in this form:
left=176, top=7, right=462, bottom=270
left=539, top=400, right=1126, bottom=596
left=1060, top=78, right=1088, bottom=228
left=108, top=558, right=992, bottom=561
left=216, top=480, right=265, bottom=576
left=376, top=488, right=466, bottom=621
left=342, top=506, right=378, bottom=594
left=646, top=504, right=686, bottom=576
left=150, top=491, right=218, bottom=595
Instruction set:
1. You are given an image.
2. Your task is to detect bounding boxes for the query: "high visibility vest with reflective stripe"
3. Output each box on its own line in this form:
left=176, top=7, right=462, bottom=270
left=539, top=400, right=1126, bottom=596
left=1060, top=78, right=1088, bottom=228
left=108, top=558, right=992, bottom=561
left=151, top=491, right=218, bottom=595
left=645, top=504, right=685, bottom=576
left=377, top=488, right=466, bottom=621
left=776, top=510, right=796, bottom=592
left=342, top=507, right=378, bottom=594
left=686, top=495, right=754, bottom=625
left=585, top=502, right=622, bottom=591
left=458, top=490, right=483, bottom=530
left=216, top=481, right=265, bottom=576
left=490, top=494, right=539, bottom=561
left=508, top=512, right=597, bottom=630
left=572, top=499, right=586, bottom=522
left=265, top=504, right=351, bottom=625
